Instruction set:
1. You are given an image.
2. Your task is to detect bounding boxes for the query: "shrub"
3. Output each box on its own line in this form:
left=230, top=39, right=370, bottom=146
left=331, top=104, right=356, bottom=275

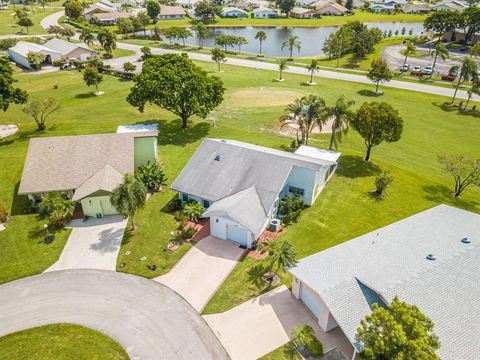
left=102, top=53, right=113, bottom=59
left=181, top=226, right=197, bottom=239
left=39, top=193, right=73, bottom=228
left=135, top=161, right=167, bottom=191
left=278, top=196, right=304, bottom=225
left=182, top=201, right=205, bottom=222
left=0, top=203, right=8, bottom=222
left=291, top=325, right=323, bottom=358
left=374, top=171, right=393, bottom=196
left=53, top=60, right=66, bottom=67
left=165, top=198, right=182, bottom=213
left=0, top=38, right=18, bottom=51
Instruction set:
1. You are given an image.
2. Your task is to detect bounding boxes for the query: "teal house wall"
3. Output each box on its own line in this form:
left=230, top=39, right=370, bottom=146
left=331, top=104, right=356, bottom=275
left=134, top=137, right=157, bottom=169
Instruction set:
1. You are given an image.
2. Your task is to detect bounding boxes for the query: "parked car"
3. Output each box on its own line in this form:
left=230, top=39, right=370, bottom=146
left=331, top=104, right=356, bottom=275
left=400, top=64, right=410, bottom=72
left=422, top=66, right=433, bottom=75
left=410, top=65, right=423, bottom=76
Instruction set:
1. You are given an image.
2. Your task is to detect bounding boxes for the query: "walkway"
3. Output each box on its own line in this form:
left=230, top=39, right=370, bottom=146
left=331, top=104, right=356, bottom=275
left=204, top=285, right=354, bottom=360
left=0, top=269, right=229, bottom=360
left=46, top=215, right=126, bottom=272
left=155, top=236, right=245, bottom=312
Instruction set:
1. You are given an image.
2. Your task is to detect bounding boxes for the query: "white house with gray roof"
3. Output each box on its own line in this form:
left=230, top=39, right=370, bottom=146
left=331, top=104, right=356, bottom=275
left=289, top=205, right=480, bottom=360
left=170, top=139, right=340, bottom=248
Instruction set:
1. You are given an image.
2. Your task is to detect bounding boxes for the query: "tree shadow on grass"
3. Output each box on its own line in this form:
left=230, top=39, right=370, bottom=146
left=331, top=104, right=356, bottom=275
left=431, top=101, right=458, bottom=113
left=336, top=155, right=381, bottom=178
left=423, top=184, right=480, bottom=212
left=154, top=119, right=210, bottom=147
left=74, top=92, right=96, bottom=99
left=248, top=263, right=270, bottom=290
left=357, top=89, right=383, bottom=97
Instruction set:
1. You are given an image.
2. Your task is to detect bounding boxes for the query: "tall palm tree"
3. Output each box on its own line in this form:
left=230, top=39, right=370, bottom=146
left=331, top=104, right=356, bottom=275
left=281, top=35, right=301, bottom=60
left=195, top=23, right=209, bottom=48
left=280, top=98, right=306, bottom=145
left=80, top=27, right=95, bottom=47
left=430, top=42, right=449, bottom=77
left=302, top=95, right=326, bottom=144
left=325, top=95, right=356, bottom=150
left=464, top=83, right=480, bottom=110
left=402, top=40, right=416, bottom=68
left=306, top=59, right=320, bottom=85
left=451, top=57, right=478, bottom=104
left=278, top=61, right=288, bottom=81
left=260, top=239, right=298, bottom=284
left=255, top=30, right=267, bottom=54
left=97, top=28, right=117, bottom=56
left=469, top=41, right=480, bottom=58
left=110, top=174, right=147, bottom=230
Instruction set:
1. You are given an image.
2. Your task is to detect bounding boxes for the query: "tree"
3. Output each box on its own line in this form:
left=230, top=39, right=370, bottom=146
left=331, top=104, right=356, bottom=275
left=306, top=59, right=320, bottom=85
left=282, top=35, right=301, bottom=59
left=97, top=28, right=117, bottom=56
left=127, top=54, right=225, bottom=129
left=135, top=161, right=167, bottom=191
left=402, top=40, right=416, bottom=68
left=255, top=30, right=267, bottom=54
left=140, top=46, right=152, bottom=60
left=366, top=58, right=393, bottom=94
left=194, top=0, right=217, bottom=21
left=83, top=66, right=103, bottom=94
left=325, top=95, right=356, bottom=150
left=278, top=61, right=288, bottom=81
left=123, top=61, right=136, bottom=74
left=195, top=23, right=209, bottom=47
left=357, top=296, right=440, bottom=360
left=469, top=41, right=480, bottom=58
left=374, top=171, right=393, bottom=196
left=164, top=27, right=178, bottom=43
left=464, top=83, right=480, bottom=109
left=276, top=0, right=295, bottom=16
left=136, top=11, right=150, bottom=37
left=280, top=98, right=307, bottom=145
left=39, top=193, right=73, bottom=228
left=259, top=239, right=298, bottom=283
left=79, top=27, right=95, bottom=46
left=211, top=47, right=226, bottom=71
left=430, top=42, right=449, bottom=77
left=424, top=10, right=461, bottom=43
left=345, top=0, right=353, bottom=10
left=351, top=101, right=403, bottom=161
left=438, top=154, right=480, bottom=197
left=61, top=27, right=75, bottom=41
left=291, top=325, right=323, bottom=357
left=47, top=25, right=64, bottom=38
left=451, top=57, right=478, bottom=104
left=182, top=201, right=204, bottom=222
left=110, top=174, right=147, bottom=230
left=146, top=0, right=160, bottom=20
left=176, top=27, right=193, bottom=46
left=117, top=17, right=135, bottom=36
left=26, top=51, right=46, bottom=69
left=0, top=57, right=28, bottom=111
left=64, top=0, right=82, bottom=19
left=215, top=34, right=236, bottom=51
left=17, top=16, right=33, bottom=34
left=23, top=98, right=60, bottom=131
left=322, top=26, right=352, bottom=64
left=457, top=7, right=480, bottom=47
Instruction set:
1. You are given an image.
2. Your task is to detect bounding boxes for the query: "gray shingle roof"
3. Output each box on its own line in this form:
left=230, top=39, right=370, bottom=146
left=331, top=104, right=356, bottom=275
left=43, top=38, right=94, bottom=56
left=289, top=205, right=480, bottom=359
left=72, top=164, right=124, bottom=201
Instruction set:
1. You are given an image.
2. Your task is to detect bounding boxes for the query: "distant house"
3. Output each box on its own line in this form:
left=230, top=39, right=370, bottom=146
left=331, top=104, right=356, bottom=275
left=19, top=130, right=158, bottom=218
left=252, top=7, right=278, bottom=18
left=443, top=28, right=480, bottom=45
left=170, top=139, right=340, bottom=248
left=369, top=2, right=395, bottom=12
left=221, top=6, right=248, bottom=17
left=432, top=0, right=466, bottom=11
left=289, top=7, right=321, bottom=18
left=83, top=0, right=118, bottom=20
left=289, top=205, right=480, bottom=360
left=315, top=2, right=350, bottom=15
left=92, top=11, right=131, bottom=25
left=383, top=0, right=407, bottom=8
left=0, top=2, right=8, bottom=9
left=8, top=41, right=62, bottom=69
left=158, top=5, right=186, bottom=19
left=43, top=38, right=97, bottom=62
left=176, top=0, right=199, bottom=8
left=296, top=0, right=317, bottom=6
left=403, top=2, right=431, bottom=13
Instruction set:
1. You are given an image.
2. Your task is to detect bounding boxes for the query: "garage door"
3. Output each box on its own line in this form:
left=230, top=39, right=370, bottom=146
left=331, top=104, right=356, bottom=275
left=226, top=224, right=248, bottom=247
left=300, top=283, right=322, bottom=319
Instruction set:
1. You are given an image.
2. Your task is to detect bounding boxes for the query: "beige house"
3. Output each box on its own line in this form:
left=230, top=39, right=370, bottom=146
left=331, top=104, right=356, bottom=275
left=43, top=38, right=97, bottom=62
left=290, top=7, right=321, bottom=18
left=93, top=11, right=131, bottom=25
left=314, top=2, right=350, bottom=15
left=158, top=6, right=186, bottom=19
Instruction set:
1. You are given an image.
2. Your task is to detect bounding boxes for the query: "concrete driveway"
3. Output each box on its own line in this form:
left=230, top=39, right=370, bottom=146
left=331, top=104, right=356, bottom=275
left=0, top=269, right=229, bottom=360
left=46, top=215, right=126, bottom=272
left=204, top=285, right=354, bottom=360
left=155, top=236, right=245, bottom=312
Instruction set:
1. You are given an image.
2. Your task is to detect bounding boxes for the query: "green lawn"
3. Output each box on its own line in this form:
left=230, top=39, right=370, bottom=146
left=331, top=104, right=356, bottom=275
left=259, top=341, right=301, bottom=360
left=0, top=6, right=59, bottom=35
left=0, top=323, right=130, bottom=360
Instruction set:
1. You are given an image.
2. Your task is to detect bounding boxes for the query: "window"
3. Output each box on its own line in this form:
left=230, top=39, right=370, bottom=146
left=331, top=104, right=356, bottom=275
left=203, top=200, right=210, bottom=208
left=288, top=186, right=304, bottom=197
left=182, top=193, right=188, bottom=202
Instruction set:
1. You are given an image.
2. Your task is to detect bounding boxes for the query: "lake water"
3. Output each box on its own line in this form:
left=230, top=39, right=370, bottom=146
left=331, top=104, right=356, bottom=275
left=140, top=22, right=425, bottom=57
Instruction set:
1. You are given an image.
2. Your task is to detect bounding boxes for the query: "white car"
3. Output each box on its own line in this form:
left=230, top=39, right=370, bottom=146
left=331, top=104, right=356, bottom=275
left=412, top=65, right=423, bottom=72
left=422, top=66, right=433, bottom=75
left=400, top=64, right=410, bottom=72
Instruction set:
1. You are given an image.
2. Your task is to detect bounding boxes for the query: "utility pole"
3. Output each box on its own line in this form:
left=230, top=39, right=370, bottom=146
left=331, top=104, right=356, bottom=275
left=336, top=33, right=343, bottom=68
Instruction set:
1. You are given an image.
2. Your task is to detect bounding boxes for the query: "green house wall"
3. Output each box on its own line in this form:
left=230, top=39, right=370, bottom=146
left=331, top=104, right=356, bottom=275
left=81, top=195, right=118, bottom=217
left=134, top=137, right=157, bottom=170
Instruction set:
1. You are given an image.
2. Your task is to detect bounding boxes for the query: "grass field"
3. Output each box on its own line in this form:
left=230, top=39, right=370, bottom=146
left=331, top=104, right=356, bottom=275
left=0, top=6, right=59, bottom=35
left=0, top=59, right=479, bottom=290
left=0, top=323, right=130, bottom=360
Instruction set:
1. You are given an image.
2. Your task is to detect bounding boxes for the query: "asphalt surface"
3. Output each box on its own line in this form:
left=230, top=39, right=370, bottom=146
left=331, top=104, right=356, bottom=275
left=0, top=270, right=230, bottom=360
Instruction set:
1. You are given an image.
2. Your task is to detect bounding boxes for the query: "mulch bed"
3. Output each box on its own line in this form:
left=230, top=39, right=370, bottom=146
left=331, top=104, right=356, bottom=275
left=248, top=227, right=285, bottom=260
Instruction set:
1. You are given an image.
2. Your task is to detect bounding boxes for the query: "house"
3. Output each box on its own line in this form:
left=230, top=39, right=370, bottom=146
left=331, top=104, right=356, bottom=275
left=83, top=0, right=119, bottom=20
left=432, top=0, right=466, bottom=11
left=289, top=7, right=321, bottom=18
left=18, top=130, right=158, bottom=218
left=296, top=0, right=317, bottom=6
left=43, top=38, right=97, bottom=62
left=8, top=41, right=62, bottom=69
left=315, top=2, right=350, bottom=15
left=443, top=28, right=480, bottom=44
left=289, top=205, right=480, bottom=360
left=158, top=5, right=186, bottom=19
left=176, top=0, right=199, bottom=8
left=403, top=2, right=431, bottom=13
left=252, top=7, right=278, bottom=18
left=220, top=6, right=248, bottom=17
left=170, top=139, right=340, bottom=248
left=369, top=2, right=395, bottom=12
left=92, top=11, right=131, bottom=25
left=383, top=0, right=406, bottom=8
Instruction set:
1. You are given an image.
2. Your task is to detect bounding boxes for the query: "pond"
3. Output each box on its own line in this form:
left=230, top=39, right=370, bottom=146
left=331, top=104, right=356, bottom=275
left=140, top=22, right=425, bottom=57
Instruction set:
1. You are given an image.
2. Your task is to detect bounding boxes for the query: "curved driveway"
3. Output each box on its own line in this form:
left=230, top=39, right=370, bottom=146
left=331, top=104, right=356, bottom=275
left=0, top=269, right=229, bottom=360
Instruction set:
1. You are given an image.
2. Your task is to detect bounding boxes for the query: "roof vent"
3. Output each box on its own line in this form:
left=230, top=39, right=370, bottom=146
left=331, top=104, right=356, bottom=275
left=426, top=254, right=436, bottom=261
left=214, top=154, right=221, bottom=161
left=461, top=237, right=471, bottom=244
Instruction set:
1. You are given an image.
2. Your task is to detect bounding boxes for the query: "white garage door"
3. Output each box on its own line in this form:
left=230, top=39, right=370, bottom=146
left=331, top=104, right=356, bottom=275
left=226, top=224, right=248, bottom=247
left=300, top=283, right=322, bottom=319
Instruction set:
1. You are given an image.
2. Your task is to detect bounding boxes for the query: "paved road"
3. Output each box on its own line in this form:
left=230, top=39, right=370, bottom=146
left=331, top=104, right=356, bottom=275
left=40, top=10, right=65, bottom=30
left=0, top=269, right=229, bottom=360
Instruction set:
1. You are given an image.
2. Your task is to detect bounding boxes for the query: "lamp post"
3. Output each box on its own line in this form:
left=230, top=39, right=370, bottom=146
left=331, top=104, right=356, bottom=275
left=43, top=223, right=49, bottom=236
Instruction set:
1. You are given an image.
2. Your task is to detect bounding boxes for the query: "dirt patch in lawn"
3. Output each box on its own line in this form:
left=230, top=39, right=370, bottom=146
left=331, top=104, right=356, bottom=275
left=228, top=88, right=305, bottom=108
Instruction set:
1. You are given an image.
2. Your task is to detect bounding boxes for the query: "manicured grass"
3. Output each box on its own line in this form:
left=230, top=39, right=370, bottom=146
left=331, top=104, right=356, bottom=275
left=0, top=6, right=59, bottom=35
left=109, top=48, right=136, bottom=59
left=259, top=341, right=301, bottom=360
left=0, top=323, right=130, bottom=360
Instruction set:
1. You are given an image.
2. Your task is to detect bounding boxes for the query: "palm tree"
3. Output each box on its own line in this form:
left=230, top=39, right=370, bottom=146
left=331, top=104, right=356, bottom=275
left=280, top=98, right=306, bottom=145
left=325, top=95, right=356, bottom=150
left=464, top=83, right=480, bottom=110
left=430, top=42, right=449, bottom=77
left=110, top=174, right=147, bottom=230
left=402, top=40, right=416, bottom=68
left=302, top=95, right=326, bottom=144
left=97, top=28, right=117, bottom=56
left=306, top=59, right=320, bottom=85
left=282, top=35, right=301, bottom=60
left=80, top=27, right=95, bottom=47
left=278, top=61, right=288, bottom=81
left=469, top=41, right=480, bottom=58
left=195, top=23, right=209, bottom=48
left=260, top=239, right=298, bottom=284
left=255, top=30, right=267, bottom=54
left=451, top=57, right=478, bottom=104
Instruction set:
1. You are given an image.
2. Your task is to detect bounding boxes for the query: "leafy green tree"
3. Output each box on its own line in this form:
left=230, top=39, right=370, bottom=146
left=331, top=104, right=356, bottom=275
left=234, top=36, right=247, bottom=53
left=215, top=34, right=236, bottom=51
left=282, top=35, right=301, bottom=59
left=17, top=16, right=33, bottom=34
left=276, top=0, right=295, bottom=16
left=83, top=66, right=103, bottom=93
left=325, top=95, right=356, bottom=150
left=278, top=196, right=304, bottom=225
left=278, top=61, right=288, bottom=81
left=451, top=57, right=478, bottom=103
left=64, top=0, right=82, bottom=19
left=351, top=101, right=403, bottom=161
left=374, top=171, right=393, bottom=196
left=127, top=54, right=225, bottom=128
left=0, top=57, right=28, bottom=111
left=39, top=193, right=74, bottom=228
left=322, top=26, right=352, bottom=64
left=194, top=0, right=217, bottom=21
left=79, top=27, right=95, bottom=46
left=469, top=41, right=480, bottom=58
left=61, top=27, right=75, bottom=41
left=117, top=17, right=135, bottom=36
left=195, top=22, right=209, bottom=47
left=424, top=10, right=461, bottom=43
left=182, top=201, right=204, bottom=222
left=438, top=154, right=480, bottom=197
left=457, top=6, right=480, bottom=47
left=357, top=296, right=440, bottom=360
left=306, top=59, right=320, bottom=85
left=260, top=239, right=298, bottom=282
left=291, top=325, right=323, bottom=357
left=431, top=42, right=448, bottom=76
left=136, top=11, right=151, bottom=37
left=255, top=30, right=267, bottom=54
left=123, top=61, right=136, bottom=74
left=402, top=40, right=416, bottom=68
left=47, top=25, right=64, bottom=38
left=146, top=0, right=160, bottom=20
left=23, top=97, right=60, bottom=131
left=345, top=0, right=353, bottom=10
left=140, top=46, right=152, bottom=60
left=26, top=51, right=45, bottom=69
left=176, top=27, right=193, bottom=46
left=135, top=161, right=167, bottom=191
left=110, top=174, right=147, bottom=230
left=211, top=47, right=226, bottom=71
left=97, top=28, right=117, bottom=56
left=367, top=58, right=393, bottom=94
